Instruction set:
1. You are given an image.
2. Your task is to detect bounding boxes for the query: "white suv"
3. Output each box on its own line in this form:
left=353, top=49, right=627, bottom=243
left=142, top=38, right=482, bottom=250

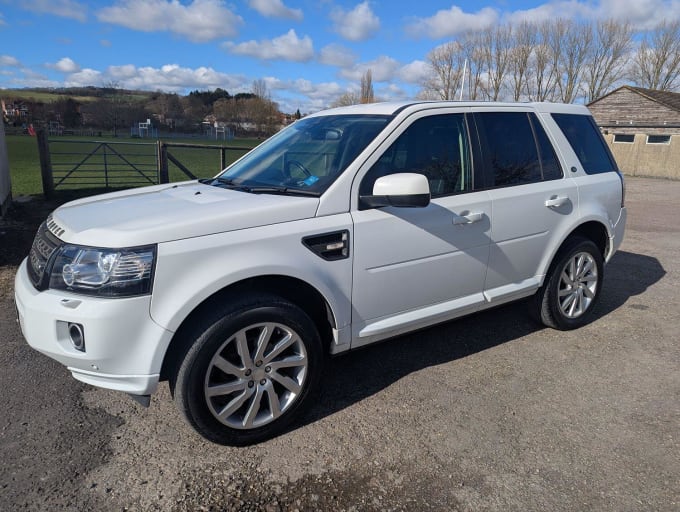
left=15, top=101, right=626, bottom=445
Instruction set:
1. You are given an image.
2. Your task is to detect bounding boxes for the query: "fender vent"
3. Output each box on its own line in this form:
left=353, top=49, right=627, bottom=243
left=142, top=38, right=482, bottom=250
left=302, top=230, right=349, bottom=261
left=46, top=216, right=66, bottom=238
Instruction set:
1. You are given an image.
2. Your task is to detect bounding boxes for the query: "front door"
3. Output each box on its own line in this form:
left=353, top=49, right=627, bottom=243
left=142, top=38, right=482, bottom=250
left=350, top=112, right=491, bottom=347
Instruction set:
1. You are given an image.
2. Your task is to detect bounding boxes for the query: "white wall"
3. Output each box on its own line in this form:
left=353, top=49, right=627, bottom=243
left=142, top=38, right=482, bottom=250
left=0, top=122, right=11, bottom=218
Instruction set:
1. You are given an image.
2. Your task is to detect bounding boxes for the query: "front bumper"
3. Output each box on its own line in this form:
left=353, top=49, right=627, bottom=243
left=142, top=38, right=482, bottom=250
left=14, top=259, right=173, bottom=395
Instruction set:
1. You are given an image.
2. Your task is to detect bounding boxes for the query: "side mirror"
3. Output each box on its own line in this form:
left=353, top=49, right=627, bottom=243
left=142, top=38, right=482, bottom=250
left=360, top=172, right=430, bottom=209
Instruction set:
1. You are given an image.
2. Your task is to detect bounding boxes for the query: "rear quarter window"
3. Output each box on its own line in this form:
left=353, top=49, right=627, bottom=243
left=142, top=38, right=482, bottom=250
left=551, top=113, right=617, bottom=174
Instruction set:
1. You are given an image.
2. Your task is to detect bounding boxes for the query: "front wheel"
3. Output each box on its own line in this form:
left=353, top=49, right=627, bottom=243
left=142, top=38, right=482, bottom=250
left=530, top=237, right=604, bottom=330
left=173, top=295, right=323, bottom=445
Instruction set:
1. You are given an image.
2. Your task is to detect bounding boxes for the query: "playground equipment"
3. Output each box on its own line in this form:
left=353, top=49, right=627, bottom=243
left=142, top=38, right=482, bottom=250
left=48, top=121, right=63, bottom=136
left=205, top=121, right=234, bottom=140
left=131, top=119, right=158, bottom=138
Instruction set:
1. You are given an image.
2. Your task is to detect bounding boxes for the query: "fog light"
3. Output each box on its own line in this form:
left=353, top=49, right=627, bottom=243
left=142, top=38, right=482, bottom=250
left=68, top=323, right=85, bottom=352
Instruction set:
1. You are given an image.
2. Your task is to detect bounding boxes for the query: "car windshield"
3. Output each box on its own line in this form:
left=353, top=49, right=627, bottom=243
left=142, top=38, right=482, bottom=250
left=211, top=114, right=392, bottom=196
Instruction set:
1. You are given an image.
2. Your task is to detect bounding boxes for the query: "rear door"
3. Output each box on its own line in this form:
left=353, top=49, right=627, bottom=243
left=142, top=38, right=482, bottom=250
left=472, top=109, right=578, bottom=304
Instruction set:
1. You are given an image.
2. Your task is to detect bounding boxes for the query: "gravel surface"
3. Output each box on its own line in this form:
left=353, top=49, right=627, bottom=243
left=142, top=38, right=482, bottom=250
left=0, top=177, right=678, bottom=511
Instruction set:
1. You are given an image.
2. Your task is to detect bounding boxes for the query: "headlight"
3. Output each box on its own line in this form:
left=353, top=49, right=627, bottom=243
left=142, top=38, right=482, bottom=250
left=49, top=245, right=156, bottom=297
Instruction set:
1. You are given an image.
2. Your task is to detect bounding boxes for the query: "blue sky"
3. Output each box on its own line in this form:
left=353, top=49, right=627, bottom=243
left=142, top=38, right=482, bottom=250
left=0, top=1, right=678, bottom=113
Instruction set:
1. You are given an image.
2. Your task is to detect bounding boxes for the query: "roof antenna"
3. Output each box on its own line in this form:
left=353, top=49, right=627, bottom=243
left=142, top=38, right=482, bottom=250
left=459, top=59, right=467, bottom=101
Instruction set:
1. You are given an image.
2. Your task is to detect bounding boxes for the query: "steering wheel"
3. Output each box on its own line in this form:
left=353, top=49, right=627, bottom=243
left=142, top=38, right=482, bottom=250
left=285, top=160, right=312, bottom=179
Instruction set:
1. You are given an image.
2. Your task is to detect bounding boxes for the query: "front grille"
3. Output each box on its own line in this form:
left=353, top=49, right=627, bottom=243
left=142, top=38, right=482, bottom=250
left=27, top=222, right=61, bottom=289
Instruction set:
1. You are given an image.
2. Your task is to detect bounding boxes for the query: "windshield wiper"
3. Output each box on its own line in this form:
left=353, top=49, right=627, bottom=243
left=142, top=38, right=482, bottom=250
left=239, top=186, right=320, bottom=197
left=204, top=177, right=319, bottom=197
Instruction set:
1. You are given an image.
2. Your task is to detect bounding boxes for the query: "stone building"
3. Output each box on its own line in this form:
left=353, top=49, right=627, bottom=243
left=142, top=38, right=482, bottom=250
left=587, top=86, right=680, bottom=179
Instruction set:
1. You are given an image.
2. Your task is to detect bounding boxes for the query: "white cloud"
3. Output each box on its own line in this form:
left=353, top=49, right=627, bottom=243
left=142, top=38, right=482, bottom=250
left=318, top=44, right=357, bottom=68
left=0, top=55, right=21, bottom=67
left=504, top=1, right=680, bottom=30
left=100, top=39, right=112, bottom=47
left=97, top=0, right=243, bottom=43
left=65, top=68, right=102, bottom=87
left=108, top=64, right=138, bottom=80
left=397, top=60, right=430, bottom=85
left=377, top=83, right=410, bottom=102
left=593, top=0, right=680, bottom=29
left=406, top=6, right=498, bottom=39
left=339, top=55, right=401, bottom=82
left=0, top=13, right=6, bottom=26
left=63, top=63, right=247, bottom=93
left=19, top=0, right=87, bottom=22
left=505, top=1, right=593, bottom=24
left=248, top=0, right=303, bottom=20
left=291, top=79, right=345, bottom=100
left=330, top=1, right=380, bottom=42
left=223, top=29, right=314, bottom=62
left=48, top=57, right=81, bottom=73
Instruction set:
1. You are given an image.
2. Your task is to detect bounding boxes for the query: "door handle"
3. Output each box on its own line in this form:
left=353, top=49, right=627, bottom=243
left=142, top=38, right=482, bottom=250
left=453, top=212, right=483, bottom=225
left=544, top=196, right=568, bottom=208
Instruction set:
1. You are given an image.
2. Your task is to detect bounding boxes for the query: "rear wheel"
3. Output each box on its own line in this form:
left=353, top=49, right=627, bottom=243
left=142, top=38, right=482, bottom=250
left=530, top=237, right=604, bottom=330
left=173, top=294, right=323, bottom=445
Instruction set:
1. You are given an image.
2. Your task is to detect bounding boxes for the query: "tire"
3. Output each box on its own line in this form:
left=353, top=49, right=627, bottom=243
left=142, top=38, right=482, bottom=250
left=173, top=294, right=323, bottom=445
left=530, top=236, right=604, bottom=330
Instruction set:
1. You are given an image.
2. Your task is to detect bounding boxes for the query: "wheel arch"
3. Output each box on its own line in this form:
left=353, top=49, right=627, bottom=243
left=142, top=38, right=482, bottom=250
left=567, top=220, right=609, bottom=259
left=159, top=275, right=336, bottom=382
left=539, top=220, right=610, bottom=286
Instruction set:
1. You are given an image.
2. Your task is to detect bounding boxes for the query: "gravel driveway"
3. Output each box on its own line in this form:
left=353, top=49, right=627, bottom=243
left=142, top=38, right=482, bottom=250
left=0, top=176, right=678, bottom=511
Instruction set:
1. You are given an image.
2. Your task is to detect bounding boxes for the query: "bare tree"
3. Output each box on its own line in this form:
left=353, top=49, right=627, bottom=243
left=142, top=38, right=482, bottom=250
left=101, top=80, right=123, bottom=136
left=508, top=21, right=536, bottom=101
left=582, top=20, right=633, bottom=102
left=252, top=79, right=269, bottom=100
left=630, top=21, right=680, bottom=91
left=422, top=41, right=465, bottom=100
left=462, top=32, right=487, bottom=100
left=331, top=91, right=360, bottom=107
left=480, top=24, right=513, bottom=100
left=553, top=19, right=593, bottom=103
left=250, top=80, right=279, bottom=135
left=360, top=69, right=375, bottom=103
left=525, top=21, right=559, bottom=101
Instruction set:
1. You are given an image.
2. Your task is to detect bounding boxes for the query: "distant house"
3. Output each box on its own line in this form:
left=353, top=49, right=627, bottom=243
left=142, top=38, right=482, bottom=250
left=1, top=99, right=30, bottom=121
left=587, top=86, right=680, bottom=180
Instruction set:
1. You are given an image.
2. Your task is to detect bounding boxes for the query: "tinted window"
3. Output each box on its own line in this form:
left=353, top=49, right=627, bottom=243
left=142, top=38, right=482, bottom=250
left=551, top=113, right=617, bottom=174
left=361, top=114, right=472, bottom=197
left=647, top=134, right=671, bottom=144
left=613, top=133, right=635, bottom=143
left=530, top=113, right=563, bottom=181
left=475, top=112, right=542, bottom=187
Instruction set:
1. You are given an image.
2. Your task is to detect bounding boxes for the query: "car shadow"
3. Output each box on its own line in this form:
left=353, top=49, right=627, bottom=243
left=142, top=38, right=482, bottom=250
left=295, top=250, right=665, bottom=429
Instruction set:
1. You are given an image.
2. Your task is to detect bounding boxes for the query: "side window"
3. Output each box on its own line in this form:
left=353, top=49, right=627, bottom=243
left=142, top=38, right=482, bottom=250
left=530, top=113, right=563, bottom=181
left=474, top=112, right=542, bottom=187
left=360, top=114, right=472, bottom=198
left=551, top=113, right=617, bottom=174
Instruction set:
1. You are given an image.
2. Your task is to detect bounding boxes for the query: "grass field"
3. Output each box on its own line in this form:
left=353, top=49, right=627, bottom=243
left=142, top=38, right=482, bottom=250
left=5, top=134, right=259, bottom=197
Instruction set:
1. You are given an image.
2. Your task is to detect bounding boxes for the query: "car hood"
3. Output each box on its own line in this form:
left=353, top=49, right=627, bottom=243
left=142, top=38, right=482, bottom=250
left=49, top=182, right=319, bottom=247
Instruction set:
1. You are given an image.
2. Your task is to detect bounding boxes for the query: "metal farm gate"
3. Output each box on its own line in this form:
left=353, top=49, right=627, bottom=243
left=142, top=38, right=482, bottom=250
left=36, top=130, right=253, bottom=198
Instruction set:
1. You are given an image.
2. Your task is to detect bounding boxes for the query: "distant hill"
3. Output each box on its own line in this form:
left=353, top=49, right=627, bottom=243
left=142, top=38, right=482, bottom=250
left=0, top=86, right=153, bottom=103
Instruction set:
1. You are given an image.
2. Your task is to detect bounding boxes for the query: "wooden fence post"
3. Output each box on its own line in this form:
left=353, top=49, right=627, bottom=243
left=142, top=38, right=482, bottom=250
left=36, top=129, right=55, bottom=199
left=157, top=140, right=169, bottom=183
